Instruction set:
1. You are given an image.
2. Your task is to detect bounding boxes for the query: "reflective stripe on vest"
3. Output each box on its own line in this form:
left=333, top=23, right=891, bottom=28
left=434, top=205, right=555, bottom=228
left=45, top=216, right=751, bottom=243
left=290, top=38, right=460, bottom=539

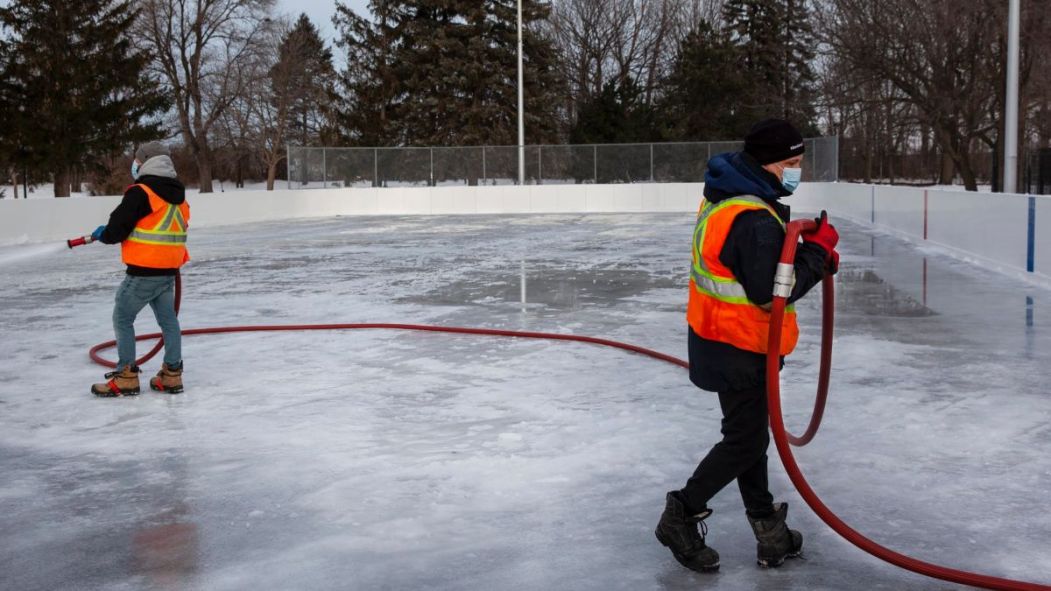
left=691, top=196, right=794, bottom=309
left=121, top=184, right=190, bottom=269
left=128, top=196, right=187, bottom=245
left=687, top=194, right=798, bottom=355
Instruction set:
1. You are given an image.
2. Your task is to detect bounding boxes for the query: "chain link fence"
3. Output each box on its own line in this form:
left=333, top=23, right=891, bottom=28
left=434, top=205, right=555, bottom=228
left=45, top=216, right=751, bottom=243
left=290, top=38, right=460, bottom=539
left=287, top=137, right=839, bottom=189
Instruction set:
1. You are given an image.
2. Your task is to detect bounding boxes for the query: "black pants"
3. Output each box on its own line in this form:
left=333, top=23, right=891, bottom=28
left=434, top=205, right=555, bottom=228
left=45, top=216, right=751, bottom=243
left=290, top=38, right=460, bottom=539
left=681, top=384, right=775, bottom=516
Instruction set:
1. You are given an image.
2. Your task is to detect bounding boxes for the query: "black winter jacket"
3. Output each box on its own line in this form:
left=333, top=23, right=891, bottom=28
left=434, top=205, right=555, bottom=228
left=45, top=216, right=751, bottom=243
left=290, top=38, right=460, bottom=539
left=99, top=175, right=187, bottom=276
left=689, top=152, right=830, bottom=393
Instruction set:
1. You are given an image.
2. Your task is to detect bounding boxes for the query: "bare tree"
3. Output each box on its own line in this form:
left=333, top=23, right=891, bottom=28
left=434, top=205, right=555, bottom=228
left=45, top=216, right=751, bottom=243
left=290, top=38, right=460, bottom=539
left=215, top=13, right=335, bottom=190
left=140, top=0, right=274, bottom=193
left=550, top=0, right=719, bottom=119
left=254, top=20, right=293, bottom=191
left=214, top=17, right=290, bottom=191
left=213, top=55, right=258, bottom=189
left=1026, top=26, right=1051, bottom=153
left=818, top=0, right=1050, bottom=190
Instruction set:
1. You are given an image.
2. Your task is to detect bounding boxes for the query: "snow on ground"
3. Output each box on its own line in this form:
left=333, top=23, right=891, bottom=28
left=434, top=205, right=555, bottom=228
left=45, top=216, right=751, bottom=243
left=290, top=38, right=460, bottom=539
left=0, top=212, right=1048, bottom=590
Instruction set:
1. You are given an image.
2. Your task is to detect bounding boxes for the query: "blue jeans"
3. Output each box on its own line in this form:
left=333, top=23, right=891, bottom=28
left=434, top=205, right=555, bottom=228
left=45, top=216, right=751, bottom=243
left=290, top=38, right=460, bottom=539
left=113, top=275, right=182, bottom=369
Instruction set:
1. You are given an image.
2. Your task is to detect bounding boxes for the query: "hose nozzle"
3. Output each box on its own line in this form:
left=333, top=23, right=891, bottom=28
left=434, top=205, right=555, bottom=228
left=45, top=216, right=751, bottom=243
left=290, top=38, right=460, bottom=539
left=67, top=235, right=95, bottom=249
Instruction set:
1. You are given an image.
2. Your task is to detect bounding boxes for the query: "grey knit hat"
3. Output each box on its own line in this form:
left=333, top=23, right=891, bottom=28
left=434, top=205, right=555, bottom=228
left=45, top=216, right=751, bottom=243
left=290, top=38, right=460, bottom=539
left=134, top=141, right=171, bottom=163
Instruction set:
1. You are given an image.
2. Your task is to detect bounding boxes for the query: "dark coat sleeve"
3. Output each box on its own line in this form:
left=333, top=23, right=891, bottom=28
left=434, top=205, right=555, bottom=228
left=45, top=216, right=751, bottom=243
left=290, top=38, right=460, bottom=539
left=719, top=209, right=828, bottom=306
left=99, top=186, right=151, bottom=244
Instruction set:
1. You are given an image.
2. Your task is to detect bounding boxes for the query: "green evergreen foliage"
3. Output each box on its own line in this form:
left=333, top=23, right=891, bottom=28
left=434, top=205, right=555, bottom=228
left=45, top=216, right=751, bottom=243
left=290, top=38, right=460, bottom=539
left=658, top=20, right=752, bottom=141
left=333, top=0, right=405, bottom=146
left=721, top=0, right=817, bottom=131
left=333, top=0, right=563, bottom=147
left=0, top=0, right=168, bottom=195
left=569, top=79, right=660, bottom=144
left=275, top=14, right=337, bottom=146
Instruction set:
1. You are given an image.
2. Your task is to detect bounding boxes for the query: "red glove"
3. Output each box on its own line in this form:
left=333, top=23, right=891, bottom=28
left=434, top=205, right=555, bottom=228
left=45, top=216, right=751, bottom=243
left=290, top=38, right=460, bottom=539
left=802, top=210, right=839, bottom=253
left=827, top=249, right=840, bottom=275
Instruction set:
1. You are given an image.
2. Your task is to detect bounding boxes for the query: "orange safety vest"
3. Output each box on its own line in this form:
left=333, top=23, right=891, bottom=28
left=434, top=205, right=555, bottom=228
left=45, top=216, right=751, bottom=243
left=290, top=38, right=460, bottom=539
left=121, top=184, right=190, bottom=269
left=687, top=195, right=799, bottom=356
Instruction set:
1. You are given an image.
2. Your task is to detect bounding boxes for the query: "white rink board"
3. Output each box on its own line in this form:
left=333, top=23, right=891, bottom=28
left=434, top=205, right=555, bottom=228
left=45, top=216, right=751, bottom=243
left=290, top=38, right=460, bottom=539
left=1037, top=196, right=1051, bottom=277
left=1, top=182, right=1047, bottom=282
left=873, top=185, right=925, bottom=240
left=926, top=189, right=1030, bottom=271
left=0, top=184, right=703, bottom=245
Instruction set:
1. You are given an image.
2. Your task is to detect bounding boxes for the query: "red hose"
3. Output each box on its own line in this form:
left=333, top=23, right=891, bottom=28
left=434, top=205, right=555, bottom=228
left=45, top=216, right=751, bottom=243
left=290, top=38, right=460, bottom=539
left=87, top=238, right=1049, bottom=590
left=90, top=320, right=689, bottom=371
left=767, top=220, right=1050, bottom=591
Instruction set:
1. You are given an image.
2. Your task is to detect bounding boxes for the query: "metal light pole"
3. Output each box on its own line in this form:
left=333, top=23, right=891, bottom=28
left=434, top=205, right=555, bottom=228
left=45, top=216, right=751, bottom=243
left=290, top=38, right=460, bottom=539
left=1003, top=0, right=1020, bottom=193
left=517, top=0, right=525, bottom=186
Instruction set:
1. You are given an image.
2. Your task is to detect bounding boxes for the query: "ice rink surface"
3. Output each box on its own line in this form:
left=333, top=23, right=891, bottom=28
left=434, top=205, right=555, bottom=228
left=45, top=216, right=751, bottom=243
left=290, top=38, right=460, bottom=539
left=1, top=211, right=1048, bottom=591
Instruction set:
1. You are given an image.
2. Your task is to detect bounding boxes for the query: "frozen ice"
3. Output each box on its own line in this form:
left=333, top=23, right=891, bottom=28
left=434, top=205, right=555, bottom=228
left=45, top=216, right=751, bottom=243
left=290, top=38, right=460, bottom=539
left=0, top=212, right=1048, bottom=590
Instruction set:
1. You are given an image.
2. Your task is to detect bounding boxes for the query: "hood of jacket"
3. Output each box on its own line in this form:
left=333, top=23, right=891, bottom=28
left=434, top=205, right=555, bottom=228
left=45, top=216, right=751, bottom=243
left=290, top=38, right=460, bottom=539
left=137, top=155, right=178, bottom=180
left=136, top=173, right=186, bottom=206
left=703, top=151, right=791, bottom=205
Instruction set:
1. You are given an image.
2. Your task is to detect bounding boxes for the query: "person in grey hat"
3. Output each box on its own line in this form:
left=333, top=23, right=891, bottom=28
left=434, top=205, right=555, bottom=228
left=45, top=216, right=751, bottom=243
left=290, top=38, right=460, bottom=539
left=89, top=141, right=190, bottom=397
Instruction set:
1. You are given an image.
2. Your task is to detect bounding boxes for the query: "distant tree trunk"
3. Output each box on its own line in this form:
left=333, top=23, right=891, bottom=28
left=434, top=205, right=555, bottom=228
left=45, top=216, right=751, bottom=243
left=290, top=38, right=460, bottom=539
left=196, top=157, right=214, bottom=194
left=54, top=168, right=70, bottom=197
left=956, top=143, right=979, bottom=191
left=266, top=161, right=279, bottom=190
left=921, top=124, right=934, bottom=182
left=939, top=152, right=955, bottom=185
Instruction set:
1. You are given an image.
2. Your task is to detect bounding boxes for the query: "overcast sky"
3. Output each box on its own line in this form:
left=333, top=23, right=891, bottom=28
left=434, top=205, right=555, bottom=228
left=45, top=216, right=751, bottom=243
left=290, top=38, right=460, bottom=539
left=275, top=0, right=369, bottom=48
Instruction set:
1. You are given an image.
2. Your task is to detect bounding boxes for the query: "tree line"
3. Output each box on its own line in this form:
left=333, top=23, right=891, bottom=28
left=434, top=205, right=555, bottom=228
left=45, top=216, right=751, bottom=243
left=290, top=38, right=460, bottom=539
left=0, top=0, right=1048, bottom=196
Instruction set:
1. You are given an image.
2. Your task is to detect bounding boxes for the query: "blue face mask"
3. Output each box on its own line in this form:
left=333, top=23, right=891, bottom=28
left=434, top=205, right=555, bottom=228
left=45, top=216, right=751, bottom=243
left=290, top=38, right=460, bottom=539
left=131, top=160, right=141, bottom=179
left=781, top=167, right=802, bottom=193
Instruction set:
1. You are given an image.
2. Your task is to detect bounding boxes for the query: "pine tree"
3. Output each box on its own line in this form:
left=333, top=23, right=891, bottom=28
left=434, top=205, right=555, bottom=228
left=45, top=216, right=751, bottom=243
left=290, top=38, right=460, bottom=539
left=0, top=0, right=168, bottom=196
left=334, top=0, right=563, bottom=148
left=249, top=14, right=337, bottom=189
left=569, top=79, right=660, bottom=144
left=0, top=35, right=16, bottom=195
left=279, top=14, right=337, bottom=147
left=659, top=20, right=753, bottom=141
left=721, top=0, right=817, bottom=130
left=567, top=78, right=659, bottom=183
left=333, top=0, right=405, bottom=146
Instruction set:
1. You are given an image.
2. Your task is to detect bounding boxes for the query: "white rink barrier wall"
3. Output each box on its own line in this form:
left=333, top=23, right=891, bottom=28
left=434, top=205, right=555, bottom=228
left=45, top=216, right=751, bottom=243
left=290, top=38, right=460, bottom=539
left=0, top=182, right=1046, bottom=282
left=799, top=183, right=1049, bottom=283
left=0, top=183, right=707, bottom=245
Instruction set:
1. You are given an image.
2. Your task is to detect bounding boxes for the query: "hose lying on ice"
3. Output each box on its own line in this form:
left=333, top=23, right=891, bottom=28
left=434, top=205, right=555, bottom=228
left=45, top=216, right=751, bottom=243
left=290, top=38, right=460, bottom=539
left=85, top=228, right=1049, bottom=591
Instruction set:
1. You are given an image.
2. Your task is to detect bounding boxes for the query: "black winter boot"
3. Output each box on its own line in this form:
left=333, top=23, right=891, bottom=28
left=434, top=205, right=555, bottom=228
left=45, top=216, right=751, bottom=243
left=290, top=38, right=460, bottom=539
left=655, top=491, right=720, bottom=572
left=746, top=502, right=803, bottom=567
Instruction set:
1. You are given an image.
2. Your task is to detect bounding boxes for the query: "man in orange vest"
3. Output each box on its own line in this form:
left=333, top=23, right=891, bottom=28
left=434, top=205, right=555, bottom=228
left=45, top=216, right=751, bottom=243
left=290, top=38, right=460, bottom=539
left=655, top=119, right=839, bottom=572
left=90, top=142, right=189, bottom=397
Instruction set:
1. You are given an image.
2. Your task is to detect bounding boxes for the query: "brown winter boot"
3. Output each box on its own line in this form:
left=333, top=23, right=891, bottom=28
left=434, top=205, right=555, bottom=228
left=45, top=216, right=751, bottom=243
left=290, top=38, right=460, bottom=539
left=149, top=363, right=184, bottom=394
left=91, top=365, right=141, bottom=397
left=747, top=502, right=803, bottom=567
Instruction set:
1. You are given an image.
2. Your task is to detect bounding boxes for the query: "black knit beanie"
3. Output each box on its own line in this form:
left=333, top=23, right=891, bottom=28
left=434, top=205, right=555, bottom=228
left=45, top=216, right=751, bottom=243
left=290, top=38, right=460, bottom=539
left=743, top=119, right=805, bottom=165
